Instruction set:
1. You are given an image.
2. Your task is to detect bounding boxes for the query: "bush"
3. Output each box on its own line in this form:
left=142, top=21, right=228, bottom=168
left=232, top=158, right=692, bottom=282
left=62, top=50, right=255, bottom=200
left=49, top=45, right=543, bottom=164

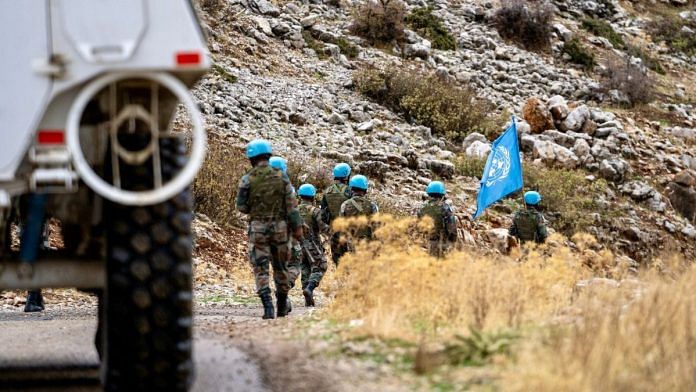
left=626, top=44, right=665, bottom=75
left=353, top=68, right=495, bottom=142
left=581, top=18, right=625, bottom=49
left=405, top=7, right=457, bottom=50
left=602, top=59, right=655, bottom=107
left=649, top=16, right=696, bottom=57
left=193, top=138, right=249, bottom=227
left=349, top=0, right=406, bottom=45
left=335, top=38, right=360, bottom=59
left=286, top=155, right=334, bottom=194
left=562, top=38, right=596, bottom=70
left=492, top=0, right=555, bottom=52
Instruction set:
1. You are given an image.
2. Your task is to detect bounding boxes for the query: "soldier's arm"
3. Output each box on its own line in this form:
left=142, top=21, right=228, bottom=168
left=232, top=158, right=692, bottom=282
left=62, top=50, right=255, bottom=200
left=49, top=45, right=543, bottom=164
left=320, top=195, right=331, bottom=224
left=235, top=175, right=251, bottom=214
left=339, top=201, right=347, bottom=217
left=314, top=209, right=330, bottom=234
left=283, top=174, right=302, bottom=230
left=508, top=212, right=518, bottom=237
left=444, top=205, right=458, bottom=239
left=536, top=214, right=548, bottom=243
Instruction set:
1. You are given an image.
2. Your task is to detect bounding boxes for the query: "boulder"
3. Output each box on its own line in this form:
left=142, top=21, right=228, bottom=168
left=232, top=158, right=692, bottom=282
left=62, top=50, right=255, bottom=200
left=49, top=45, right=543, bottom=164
left=465, top=140, right=492, bottom=159
left=599, top=158, right=630, bottom=183
left=249, top=0, right=280, bottom=16
left=462, top=132, right=488, bottom=151
left=560, top=105, right=590, bottom=132
left=424, top=159, right=455, bottom=179
left=533, top=140, right=580, bottom=169
left=553, top=23, right=573, bottom=41
left=404, top=40, right=432, bottom=60
left=522, top=97, right=554, bottom=134
left=666, top=180, right=696, bottom=223
left=485, top=229, right=515, bottom=254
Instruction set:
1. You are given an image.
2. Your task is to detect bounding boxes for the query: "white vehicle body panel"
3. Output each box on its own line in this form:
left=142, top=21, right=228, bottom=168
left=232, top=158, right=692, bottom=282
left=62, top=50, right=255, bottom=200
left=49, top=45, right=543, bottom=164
left=0, top=0, right=52, bottom=181
left=0, top=0, right=209, bottom=184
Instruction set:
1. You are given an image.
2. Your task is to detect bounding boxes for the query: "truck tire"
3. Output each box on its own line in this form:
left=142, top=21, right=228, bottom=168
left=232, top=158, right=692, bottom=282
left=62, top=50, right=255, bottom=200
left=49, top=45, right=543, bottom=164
left=102, top=136, right=194, bottom=391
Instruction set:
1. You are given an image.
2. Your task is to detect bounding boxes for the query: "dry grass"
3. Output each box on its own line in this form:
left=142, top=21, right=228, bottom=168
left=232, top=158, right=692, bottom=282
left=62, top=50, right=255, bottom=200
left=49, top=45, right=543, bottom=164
left=326, top=215, right=594, bottom=339
left=323, top=216, right=694, bottom=389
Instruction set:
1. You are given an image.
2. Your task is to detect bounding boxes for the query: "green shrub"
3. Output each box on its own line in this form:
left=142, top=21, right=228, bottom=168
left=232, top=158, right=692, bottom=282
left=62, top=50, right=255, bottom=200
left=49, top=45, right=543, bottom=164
left=349, top=0, right=406, bottom=45
left=212, top=64, right=238, bottom=84
left=353, top=68, right=494, bottom=142
left=581, top=18, right=625, bottom=49
left=303, top=31, right=329, bottom=59
left=492, top=0, right=555, bottom=52
left=336, top=38, right=360, bottom=59
left=562, top=38, right=596, bottom=70
left=455, top=155, right=609, bottom=235
left=626, top=44, right=665, bottom=75
left=649, top=16, right=696, bottom=57
left=602, top=59, right=655, bottom=107
left=405, top=7, right=456, bottom=50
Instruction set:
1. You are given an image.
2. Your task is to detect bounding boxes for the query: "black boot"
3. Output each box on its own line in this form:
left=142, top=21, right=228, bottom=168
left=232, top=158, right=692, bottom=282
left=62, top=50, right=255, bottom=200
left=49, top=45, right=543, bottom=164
left=24, top=290, right=45, bottom=313
left=303, top=282, right=316, bottom=307
left=276, top=291, right=289, bottom=317
left=260, top=292, right=275, bottom=320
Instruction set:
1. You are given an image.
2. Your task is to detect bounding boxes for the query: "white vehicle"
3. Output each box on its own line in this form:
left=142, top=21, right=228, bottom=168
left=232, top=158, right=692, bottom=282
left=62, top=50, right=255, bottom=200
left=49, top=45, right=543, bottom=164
left=0, top=0, right=209, bottom=389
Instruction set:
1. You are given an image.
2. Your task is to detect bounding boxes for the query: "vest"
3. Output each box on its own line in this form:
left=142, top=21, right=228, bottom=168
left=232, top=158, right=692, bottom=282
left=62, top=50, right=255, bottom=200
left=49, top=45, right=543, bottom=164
left=248, top=166, right=287, bottom=220
left=421, top=200, right=446, bottom=238
left=514, top=210, right=540, bottom=242
left=324, top=183, right=349, bottom=222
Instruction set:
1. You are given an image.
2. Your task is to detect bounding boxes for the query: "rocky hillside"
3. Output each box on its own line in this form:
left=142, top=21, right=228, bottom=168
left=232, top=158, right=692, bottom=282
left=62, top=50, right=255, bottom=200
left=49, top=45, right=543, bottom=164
left=190, top=0, right=696, bottom=264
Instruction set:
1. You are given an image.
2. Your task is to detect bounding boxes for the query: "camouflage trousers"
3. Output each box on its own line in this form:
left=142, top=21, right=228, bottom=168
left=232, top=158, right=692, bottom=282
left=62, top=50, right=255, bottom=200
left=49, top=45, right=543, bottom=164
left=248, top=220, right=292, bottom=295
left=330, top=231, right=349, bottom=265
left=301, top=238, right=328, bottom=289
left=287, top=237, right=302, bottom=289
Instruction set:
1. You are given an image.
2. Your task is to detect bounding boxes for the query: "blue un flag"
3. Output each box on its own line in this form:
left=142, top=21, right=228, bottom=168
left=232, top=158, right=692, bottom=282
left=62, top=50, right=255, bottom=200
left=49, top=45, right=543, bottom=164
left=472, top=120, right=524, bottom=219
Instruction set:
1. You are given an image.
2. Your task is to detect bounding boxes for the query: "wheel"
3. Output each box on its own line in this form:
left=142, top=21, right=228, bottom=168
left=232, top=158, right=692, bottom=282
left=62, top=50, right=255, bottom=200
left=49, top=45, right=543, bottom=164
left=101, top=136, right=194, bottom=391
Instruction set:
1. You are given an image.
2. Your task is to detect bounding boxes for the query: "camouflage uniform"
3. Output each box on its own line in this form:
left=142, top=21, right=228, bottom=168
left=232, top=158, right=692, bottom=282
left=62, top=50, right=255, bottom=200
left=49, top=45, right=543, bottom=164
left=236, top=162, right=301, bottom=296
left=339, top=195, right=379, bottom=242
left=508, top=209, right=548, bottom=244
left=298, top=201, right=330, bottom=289
left=418, top=199, right=458, bottom=258
left=321, top=182, right=352, bottom=264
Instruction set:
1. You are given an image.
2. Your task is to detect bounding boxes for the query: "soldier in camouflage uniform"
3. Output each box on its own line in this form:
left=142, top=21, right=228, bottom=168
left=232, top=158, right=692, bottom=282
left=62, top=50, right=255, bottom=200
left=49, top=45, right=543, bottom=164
left=340, top=175, right=379, bottom=244
left=509, top=191, right=548, bottom=244
left=321, top=163, right=352, bottom=265
left=236, top=141, right=303, bottom=319
left=297, top=184, right=330, bottom=306
left=417, top=181, right=458, bottom=258
left=269, top=155, right=299, bottom=313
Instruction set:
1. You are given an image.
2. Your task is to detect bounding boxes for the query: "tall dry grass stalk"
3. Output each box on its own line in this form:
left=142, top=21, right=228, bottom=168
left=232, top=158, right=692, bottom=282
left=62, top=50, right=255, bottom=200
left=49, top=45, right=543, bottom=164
left=326, top=215, right=595, bottom=340
left=505, top=262, right=696, bottom=391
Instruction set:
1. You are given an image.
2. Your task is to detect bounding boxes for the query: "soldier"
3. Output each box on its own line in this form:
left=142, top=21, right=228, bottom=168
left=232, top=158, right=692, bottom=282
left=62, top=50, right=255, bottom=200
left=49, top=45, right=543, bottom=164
left=269, top=155, right=298, bottom=313
left=417, top=181, right=458, bottom=258
left=297, top=184, right=330, bottom=307
left=236, top=141, right=302, bottom=319
left=509, top=191, right=548, bottom=244
left=340, top=175, right=379, bottom=243
left=321, top=163, right=352, bottom=265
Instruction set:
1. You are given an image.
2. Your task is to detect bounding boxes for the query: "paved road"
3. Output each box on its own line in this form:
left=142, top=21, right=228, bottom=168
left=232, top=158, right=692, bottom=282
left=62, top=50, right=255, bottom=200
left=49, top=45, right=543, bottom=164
left=0, top=307, right=270, bottom=392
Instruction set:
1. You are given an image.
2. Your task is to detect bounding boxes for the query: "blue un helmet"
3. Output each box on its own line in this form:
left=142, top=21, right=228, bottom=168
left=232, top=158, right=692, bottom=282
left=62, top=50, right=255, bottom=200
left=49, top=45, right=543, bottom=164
left=349, top=175, right=369, bottom=191
left=426, top=181, right=446, bottom=196
left=524, top=191, right=542, bottom=206
left=333, top=163, right=351, bottom=179
left=269, top=156, right=288, bottom=173
left=298, top=184, right=317, bottom=198
left=246, top=139, right=273, bottom=159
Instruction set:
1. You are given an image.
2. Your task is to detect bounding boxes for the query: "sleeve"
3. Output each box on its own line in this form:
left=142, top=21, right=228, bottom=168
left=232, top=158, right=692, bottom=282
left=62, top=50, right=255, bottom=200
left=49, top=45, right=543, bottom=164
left=314, top=208, right=331, bottom=234
left=283, top=174, right=302, bottom=230
left=235, top=175, right=251, bottom=214
left=536, top=213, right=548, bottom=243
left=320, top=194, right=331, bottom=224
left=371, top=202, right=379, bottom=214
left=444, top=205, right=458, bottom=239
left=508, top=212, right=518, bottom=237
left=339, top=200, right=347, bottom=217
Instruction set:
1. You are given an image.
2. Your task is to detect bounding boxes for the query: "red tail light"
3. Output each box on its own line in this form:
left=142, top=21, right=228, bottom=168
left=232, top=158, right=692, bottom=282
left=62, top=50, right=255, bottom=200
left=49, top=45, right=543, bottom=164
left=176, top=51, right=202, bottom=66
left=37, top=130, right=65, bottom=145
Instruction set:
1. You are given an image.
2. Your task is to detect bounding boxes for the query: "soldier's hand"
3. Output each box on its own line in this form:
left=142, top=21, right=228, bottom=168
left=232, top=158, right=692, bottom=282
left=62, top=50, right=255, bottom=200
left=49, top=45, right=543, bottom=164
left=293, top=227, right=303, bottom=241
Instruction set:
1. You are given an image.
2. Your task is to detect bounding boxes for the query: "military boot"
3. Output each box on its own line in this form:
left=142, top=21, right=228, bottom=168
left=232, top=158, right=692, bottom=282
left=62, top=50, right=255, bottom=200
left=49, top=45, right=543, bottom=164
left=260, top=292, right=275, bottom=320
left=24, top=290, right=45, bottom=313
left=303, top=281, right=316, bottom=307
left=276, top=291, right=289, bottom=317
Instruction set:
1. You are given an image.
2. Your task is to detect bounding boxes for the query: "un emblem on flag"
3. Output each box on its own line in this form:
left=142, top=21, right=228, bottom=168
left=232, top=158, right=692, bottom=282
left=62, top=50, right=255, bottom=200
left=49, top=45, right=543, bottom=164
left=485, top=146, right=511, bottom=187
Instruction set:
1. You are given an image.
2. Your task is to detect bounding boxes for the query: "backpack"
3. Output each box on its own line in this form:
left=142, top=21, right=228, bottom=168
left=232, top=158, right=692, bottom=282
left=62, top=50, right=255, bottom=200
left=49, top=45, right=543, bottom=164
left=514, top=210, right=539, bottom=242
left=342, top=196, right=375, bottom=239
left=420, top=201, right=446, bottom=238
left=324, top=183, right=349, bottom=222
left=248, top=166, right=287, bottom=220
left=298, top=203, right=317, bottom=238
